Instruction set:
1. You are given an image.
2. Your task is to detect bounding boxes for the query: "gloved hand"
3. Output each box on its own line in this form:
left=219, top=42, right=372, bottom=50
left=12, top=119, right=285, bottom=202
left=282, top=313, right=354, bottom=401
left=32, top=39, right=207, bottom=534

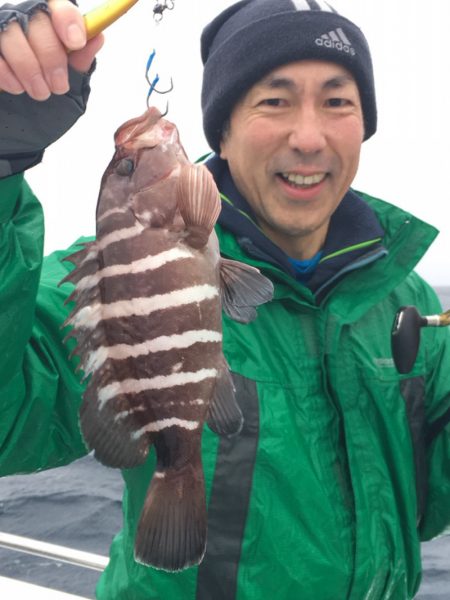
left=0, top=0, right=104, bottom=177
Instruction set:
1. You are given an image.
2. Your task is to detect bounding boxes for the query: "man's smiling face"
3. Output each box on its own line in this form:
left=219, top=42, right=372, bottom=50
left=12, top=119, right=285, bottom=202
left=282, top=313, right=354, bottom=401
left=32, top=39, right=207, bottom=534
left=219, top=60, right=365, bottom=260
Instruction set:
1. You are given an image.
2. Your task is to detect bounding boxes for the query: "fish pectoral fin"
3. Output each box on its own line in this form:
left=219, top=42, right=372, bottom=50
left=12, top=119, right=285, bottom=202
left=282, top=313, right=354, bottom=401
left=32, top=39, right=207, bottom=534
left=219, top=258, right=274, bottom=323
left=176, top=164, right=221, bottom=248
left=207, top=366, right=243, bottom=436
left=135, top=458, right=207, bottom=571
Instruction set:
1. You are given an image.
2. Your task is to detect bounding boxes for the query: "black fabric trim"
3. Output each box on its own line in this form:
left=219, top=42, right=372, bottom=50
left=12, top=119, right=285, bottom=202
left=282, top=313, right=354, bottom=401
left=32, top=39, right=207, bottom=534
left=314, top=246, right=388, bottom=304
left=426, top=406, right=450, bottom=446
left=196, top=374, right=259, bottom=600
left=0, top=150, right=43, bottom=178
left=400, top=377, right=428, bottom=525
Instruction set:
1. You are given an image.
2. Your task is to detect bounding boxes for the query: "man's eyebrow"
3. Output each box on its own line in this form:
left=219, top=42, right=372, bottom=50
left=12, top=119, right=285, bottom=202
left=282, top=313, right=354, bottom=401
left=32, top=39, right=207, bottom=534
left=322, top=75, right=355, bottom=90
left=256, top=73, right=356, bottom=91
left=257, top=76, right=298, bottom=91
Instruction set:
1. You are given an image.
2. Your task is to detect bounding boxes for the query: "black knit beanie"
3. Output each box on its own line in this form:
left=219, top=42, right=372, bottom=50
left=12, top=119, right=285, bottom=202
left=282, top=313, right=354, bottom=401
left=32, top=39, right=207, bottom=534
left=201, top=0, right=376, bottom=153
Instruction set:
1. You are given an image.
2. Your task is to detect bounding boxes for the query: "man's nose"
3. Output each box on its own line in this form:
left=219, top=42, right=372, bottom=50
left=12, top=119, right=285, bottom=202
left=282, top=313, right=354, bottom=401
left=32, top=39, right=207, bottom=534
left=287, top=107, right=327, bottom=155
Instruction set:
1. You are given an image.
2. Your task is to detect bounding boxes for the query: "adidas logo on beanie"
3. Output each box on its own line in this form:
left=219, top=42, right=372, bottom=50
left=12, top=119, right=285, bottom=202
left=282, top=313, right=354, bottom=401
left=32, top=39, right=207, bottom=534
left=201, top=0, right=376, bottom=153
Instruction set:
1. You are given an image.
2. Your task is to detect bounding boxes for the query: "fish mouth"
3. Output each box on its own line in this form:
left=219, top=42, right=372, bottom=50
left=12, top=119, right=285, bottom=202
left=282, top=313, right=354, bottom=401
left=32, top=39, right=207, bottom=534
left=114, top=107, right=164, bottom=148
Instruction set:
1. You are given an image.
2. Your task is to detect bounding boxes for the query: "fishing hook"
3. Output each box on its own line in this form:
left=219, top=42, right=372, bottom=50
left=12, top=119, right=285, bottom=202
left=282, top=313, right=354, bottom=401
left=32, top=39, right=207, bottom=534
left=153, top=0, right=175, bottom=22
left=160, top=101, right=169, bottom=117
left=145, top=49, right=173, bottom=108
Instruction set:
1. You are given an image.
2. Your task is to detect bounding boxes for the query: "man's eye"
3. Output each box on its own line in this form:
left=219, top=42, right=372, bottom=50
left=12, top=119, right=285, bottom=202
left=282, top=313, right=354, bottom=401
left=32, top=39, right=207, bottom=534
left=326, top=98, right=351, bottom=108
left=260, top=98, right=286, bottom=107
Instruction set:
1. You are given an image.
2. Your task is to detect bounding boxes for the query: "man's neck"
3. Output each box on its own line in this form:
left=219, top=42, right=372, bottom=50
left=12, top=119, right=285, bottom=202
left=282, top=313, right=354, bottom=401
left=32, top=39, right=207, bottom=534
left=256, top=219, right=327, bottom=261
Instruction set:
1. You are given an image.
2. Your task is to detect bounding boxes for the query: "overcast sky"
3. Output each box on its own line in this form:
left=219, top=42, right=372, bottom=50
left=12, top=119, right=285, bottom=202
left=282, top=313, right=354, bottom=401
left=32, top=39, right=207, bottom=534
left=23, top=0, right=450, bottom=286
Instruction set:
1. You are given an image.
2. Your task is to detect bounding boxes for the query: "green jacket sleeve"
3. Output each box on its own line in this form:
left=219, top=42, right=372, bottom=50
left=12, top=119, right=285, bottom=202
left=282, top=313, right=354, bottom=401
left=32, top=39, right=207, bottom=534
left=0, top=174, right=87, bottom=476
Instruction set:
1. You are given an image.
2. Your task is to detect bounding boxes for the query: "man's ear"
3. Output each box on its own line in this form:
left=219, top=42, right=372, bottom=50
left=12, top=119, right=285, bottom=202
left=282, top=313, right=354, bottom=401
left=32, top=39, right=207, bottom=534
left=219, top=140, right=227, bottom=160
left=219, top=118, right=231, bottom=159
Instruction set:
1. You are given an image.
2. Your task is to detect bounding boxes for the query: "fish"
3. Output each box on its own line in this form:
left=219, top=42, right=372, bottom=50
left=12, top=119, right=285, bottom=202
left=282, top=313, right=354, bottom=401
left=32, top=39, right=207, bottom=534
left=60, top=107, right=274, bottom=571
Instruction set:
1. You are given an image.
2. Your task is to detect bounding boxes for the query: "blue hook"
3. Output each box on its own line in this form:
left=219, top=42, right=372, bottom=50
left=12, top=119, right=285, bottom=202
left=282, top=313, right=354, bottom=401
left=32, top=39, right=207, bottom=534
left=145, top=49, right=173, bottom=106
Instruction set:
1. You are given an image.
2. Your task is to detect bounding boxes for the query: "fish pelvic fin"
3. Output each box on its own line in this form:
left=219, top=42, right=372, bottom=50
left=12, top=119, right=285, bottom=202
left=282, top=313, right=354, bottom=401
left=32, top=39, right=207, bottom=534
left=135, top=453, right=207, bottom=571
left=219, top=258, right=274, bottom=323
left=177, top=164, right=221, bottom=249
left=207, top=364, right=243, bottom=436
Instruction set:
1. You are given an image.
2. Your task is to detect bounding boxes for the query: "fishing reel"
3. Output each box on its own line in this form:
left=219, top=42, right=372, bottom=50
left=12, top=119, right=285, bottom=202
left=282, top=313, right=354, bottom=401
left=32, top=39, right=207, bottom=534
left=391, top=305, right=450, bottom=374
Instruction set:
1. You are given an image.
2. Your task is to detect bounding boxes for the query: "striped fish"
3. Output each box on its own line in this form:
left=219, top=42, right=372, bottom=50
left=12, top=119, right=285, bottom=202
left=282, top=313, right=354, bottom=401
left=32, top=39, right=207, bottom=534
left=60, top=107, right=273, bottom=571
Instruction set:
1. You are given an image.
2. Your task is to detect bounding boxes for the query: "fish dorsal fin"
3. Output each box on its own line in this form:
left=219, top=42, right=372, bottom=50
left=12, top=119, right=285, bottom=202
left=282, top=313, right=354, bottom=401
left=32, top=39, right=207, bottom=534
left=220, top=258, right=274, bottom=323
left=59, top=242, right=98, bottom=287
left=176, top=164, right=221, bottom=248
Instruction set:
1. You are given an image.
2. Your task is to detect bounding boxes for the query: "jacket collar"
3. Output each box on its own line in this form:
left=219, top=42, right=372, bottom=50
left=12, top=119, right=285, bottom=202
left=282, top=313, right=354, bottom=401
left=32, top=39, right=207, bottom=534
left=205, top=154, right=386, bottom=299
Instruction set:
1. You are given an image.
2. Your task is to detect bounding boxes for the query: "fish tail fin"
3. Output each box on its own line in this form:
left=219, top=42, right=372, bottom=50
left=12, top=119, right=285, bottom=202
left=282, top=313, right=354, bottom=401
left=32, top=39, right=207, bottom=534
left=135, top=454, right=207, bottom=571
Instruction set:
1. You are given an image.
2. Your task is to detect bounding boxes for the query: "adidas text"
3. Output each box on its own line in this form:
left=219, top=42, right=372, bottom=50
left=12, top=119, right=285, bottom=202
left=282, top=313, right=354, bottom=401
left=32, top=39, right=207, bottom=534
left=315, top=29, right=356, bottom=56
left=315, top=37, right=356, bottom=56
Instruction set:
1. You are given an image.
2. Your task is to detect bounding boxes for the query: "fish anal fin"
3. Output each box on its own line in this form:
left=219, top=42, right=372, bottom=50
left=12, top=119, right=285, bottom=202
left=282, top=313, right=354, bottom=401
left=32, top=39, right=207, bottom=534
left=220, top=258, right=274, bottom=323
left=177, top=164, right=221, bottom=248
left=207, top=365, right=243, bottom=436
left=135, top=457, right=206, bottom=571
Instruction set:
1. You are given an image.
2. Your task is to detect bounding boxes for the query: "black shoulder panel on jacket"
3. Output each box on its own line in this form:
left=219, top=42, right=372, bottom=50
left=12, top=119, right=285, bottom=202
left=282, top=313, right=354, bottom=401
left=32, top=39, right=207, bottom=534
left=426, top=406, right=450, bottom=447
left=400, top=376, right=428, bottom=525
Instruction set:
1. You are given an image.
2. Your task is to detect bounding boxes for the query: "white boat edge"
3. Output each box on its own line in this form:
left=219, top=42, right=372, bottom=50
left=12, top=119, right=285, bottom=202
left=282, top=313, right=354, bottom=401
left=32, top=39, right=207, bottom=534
left=0, top=574, right=91, bottom=599
left=0, top=531, right=109, bottom=571
left=0, top=531, right=109, bottom=597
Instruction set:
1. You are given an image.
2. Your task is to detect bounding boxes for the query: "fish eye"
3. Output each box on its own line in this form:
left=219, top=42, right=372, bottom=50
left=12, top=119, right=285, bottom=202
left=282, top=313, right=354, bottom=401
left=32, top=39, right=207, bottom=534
left=116, top=158, right=135, bottom=176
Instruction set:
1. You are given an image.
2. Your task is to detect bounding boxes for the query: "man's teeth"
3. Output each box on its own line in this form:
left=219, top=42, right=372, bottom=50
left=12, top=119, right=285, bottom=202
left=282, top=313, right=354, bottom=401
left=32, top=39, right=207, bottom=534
left=281, top=173, right=326, bottom=186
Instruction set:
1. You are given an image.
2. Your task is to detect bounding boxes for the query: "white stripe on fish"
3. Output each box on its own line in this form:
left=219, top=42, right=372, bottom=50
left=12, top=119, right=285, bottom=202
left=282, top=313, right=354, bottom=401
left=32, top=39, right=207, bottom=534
left=76, top=247, right=195, bottom=291
left=85, top=329, right=222, bottom=373
left=190, top=398, right=205, bottom=406
left=114, top=397, right=206, bottom=422
left=70, top=284, right=219, bottom=329
left=132, top=417, right=200, bottom=440
left=85, top=223, right=145, bottom=262
left=98, top=368, right=218, bottom=408
left=97, top=207, right=129, bottom=223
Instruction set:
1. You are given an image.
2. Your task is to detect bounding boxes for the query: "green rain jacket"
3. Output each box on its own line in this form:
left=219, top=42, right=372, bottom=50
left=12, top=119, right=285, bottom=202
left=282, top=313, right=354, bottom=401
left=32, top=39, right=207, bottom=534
left=1, top=171, right=450, bottom=600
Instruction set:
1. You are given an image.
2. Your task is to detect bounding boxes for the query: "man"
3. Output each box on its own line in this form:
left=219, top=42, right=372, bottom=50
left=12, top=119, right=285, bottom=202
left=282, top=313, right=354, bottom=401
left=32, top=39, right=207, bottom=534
left=1, top=1, right=449, bottom=599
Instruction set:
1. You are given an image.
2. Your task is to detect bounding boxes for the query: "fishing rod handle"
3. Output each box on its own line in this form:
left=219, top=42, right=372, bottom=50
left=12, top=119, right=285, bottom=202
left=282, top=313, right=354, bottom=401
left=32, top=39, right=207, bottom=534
left=83, top=0, right=140, bottom=39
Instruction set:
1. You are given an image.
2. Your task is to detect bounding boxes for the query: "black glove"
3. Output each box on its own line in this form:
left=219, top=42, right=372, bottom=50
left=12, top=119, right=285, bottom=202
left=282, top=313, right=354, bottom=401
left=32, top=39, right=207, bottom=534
left=0, top=0, right=94, bottom=178
left=0, top=0, right=50, bottom=33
